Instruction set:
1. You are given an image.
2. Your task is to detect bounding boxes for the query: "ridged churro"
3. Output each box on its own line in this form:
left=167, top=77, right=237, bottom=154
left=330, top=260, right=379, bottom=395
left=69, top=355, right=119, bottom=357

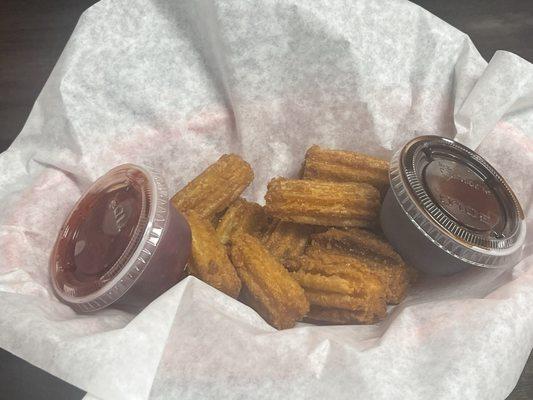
left=172, top=154, right=253, bottom=219
left=308, top=228, right=412, bottom=304
left=262, top=220, right=321, bottom=266
left=230, top=233, right=309, bottom=329
left=216, top=198, right=269, bottom=245
left=264, top=178, right=381, bottom=228
left=310, top=227, right=403, bottom=265
left=303, top=145, right=389, bottom=195
left=291, top=268, right=386, bottom=324
left=185, top=211, right=241, bottom=298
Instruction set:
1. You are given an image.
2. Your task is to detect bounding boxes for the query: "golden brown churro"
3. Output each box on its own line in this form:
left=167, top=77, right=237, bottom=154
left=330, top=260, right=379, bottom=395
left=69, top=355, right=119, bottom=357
left=172, top=154, right=253, bottom=219
left=230, top=233, right=309, bottom=329
left=291, top=267, right=386, bottom=324
left=303, top=145, right=389, bottom=195
left=216, top=198, right=269, bottom=245
left=185, top=211, right=241, bottom=298
left=262, top=220, right=322, bottom=266
left=264, top=178, right=381, bottom=228
left=308, top=228, right=411, bottom=304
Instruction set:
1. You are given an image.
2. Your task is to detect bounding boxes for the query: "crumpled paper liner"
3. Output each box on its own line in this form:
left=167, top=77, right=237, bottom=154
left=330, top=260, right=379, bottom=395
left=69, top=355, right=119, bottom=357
left=0, top=0, right=532, bottom=399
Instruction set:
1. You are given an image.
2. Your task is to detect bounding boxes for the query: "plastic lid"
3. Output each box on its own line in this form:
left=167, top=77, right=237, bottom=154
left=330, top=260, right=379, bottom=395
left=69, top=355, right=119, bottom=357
left=50, top=164, right=175, bottom=311
left=389, top=136, right=526, bottom=267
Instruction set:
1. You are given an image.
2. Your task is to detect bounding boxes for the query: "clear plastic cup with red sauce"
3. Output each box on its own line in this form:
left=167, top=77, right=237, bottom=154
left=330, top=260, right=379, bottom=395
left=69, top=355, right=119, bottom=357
left=50, top=164, right=191, bottom=312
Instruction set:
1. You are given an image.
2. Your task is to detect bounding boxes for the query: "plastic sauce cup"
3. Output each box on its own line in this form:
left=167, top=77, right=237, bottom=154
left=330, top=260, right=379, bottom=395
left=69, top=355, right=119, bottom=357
left=50, top=164, right=191, bottom=312
left=380, top=136, right=526, bottom=275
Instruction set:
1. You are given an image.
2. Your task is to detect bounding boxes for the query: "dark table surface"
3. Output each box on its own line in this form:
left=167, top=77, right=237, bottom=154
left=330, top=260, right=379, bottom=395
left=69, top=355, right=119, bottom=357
left=1, top=1, right=532, bottom=399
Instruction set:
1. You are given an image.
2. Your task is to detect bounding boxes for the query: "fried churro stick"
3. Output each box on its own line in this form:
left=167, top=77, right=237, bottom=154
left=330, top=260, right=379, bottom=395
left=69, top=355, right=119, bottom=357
left=262, top=220, right=322, bottom=265
left=307, top=245, right=410, bottom=304
left=185, top=211, right=241, bottom=298
left=291, top=250, right=400, bottom=304
left=264, top=178, right=381, bottom=228
left=230, top=233, right=309, bottom=329
left=305, top=306, right=379, bottom=325
left=291, top=269, right=386, bottom=324
left=308, top=228, right=412, bottom=304
left=303, top=145, right=390, bottom=195
left=172, top=154, right=254, bottom=219
left=216, top=198, right=269, bottom=245
left=294, top=252, right=374, bottom=278
left=311, top=227, right=403, bottom=265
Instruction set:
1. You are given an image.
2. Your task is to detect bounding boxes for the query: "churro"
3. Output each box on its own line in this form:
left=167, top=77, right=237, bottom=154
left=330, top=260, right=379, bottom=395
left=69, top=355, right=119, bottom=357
left=185, top=211, right=241, bottom=298
left=265, top=178, right=381, bottom=227
left=172, top=154, right=253, bottom=219
left=216, top=198, right=269, bottom=245
left=291, top=268, right=386, bottom=324
left=230, top=233, right=309, bottom=329
left=308, top=228, right=412, bottom=304
left=262, top=220, right=321, bottom=265
left=303, top=145, right=389, bottom=195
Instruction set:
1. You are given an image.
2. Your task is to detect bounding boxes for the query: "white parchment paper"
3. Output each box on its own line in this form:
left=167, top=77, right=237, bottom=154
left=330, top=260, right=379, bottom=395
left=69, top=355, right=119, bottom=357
left=1, top=1, right=533, bottom=399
